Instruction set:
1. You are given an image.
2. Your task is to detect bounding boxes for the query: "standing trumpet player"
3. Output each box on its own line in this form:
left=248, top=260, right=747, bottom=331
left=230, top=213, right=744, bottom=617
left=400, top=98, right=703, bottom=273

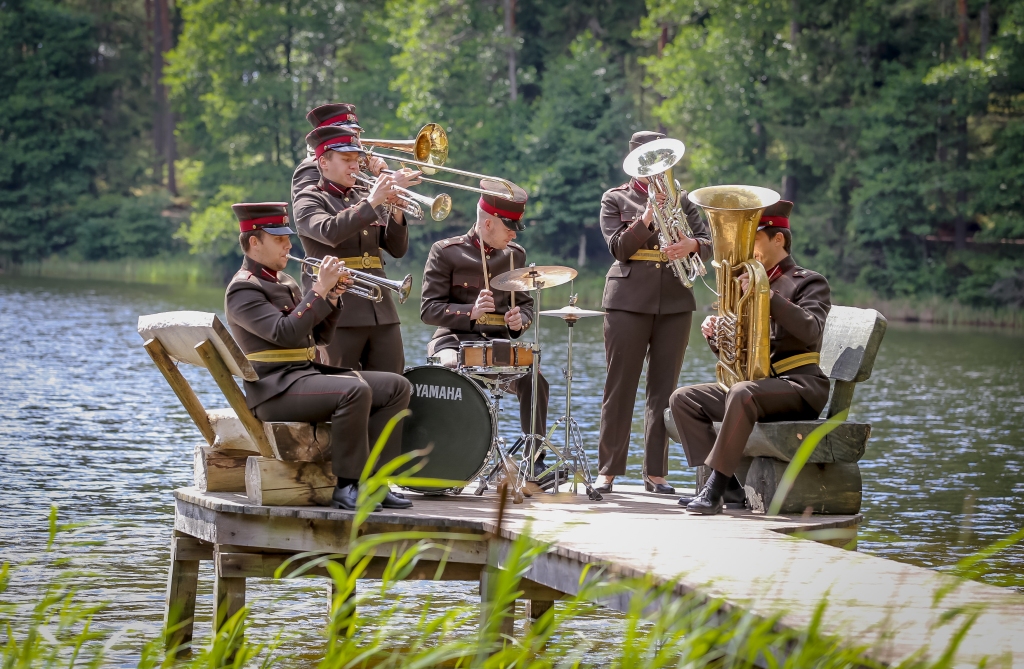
left=293, top=125, right=421, bottom=373
left=595, top=131, right=713, bottom=495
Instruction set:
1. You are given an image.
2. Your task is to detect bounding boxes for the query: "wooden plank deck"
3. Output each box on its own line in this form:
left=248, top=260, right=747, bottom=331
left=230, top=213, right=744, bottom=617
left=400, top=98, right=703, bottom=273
left=172, top=485, right=1024, bottom=668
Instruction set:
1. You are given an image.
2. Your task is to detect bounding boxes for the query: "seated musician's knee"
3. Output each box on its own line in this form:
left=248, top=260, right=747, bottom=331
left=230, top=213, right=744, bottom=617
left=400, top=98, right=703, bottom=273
left=340, top=382, right=373, bottom=413
left=728, top=381, right=758, bottom=403
left=670, top=386, right=702, bottom=416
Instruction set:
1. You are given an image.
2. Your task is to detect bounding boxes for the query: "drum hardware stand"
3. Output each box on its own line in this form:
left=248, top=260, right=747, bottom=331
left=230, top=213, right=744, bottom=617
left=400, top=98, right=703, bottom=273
left=472, top=374, right=530, bottom=504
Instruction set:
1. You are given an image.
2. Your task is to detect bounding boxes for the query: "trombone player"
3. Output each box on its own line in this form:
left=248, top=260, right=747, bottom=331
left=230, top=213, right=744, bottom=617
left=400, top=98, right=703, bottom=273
left=293, top=124, right=421, bottom=373
left=595, top=131, right=713, bottom=495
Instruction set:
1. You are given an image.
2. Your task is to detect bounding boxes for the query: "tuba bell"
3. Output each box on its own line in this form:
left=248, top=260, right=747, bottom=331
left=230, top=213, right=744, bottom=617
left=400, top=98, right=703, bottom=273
left=687, top=185, right=780, bottom=390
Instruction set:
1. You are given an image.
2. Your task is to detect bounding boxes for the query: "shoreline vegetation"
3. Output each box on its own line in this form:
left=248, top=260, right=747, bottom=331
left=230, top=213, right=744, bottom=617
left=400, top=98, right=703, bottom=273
left=4, top=256, right=1022, bottom=329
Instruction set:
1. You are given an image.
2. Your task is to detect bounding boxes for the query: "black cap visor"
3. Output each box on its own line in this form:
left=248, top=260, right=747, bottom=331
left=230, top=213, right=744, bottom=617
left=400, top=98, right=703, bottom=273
left=258, top=224, right=296, bottom=236
left=499, top=216, right=526, bottom=232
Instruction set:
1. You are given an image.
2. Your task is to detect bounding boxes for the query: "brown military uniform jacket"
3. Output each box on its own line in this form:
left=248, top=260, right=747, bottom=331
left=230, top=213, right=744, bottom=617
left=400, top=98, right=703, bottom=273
left=421, top=229, right=535, bottom=354
left=600, top=180, right=713, bottom=314
left=292, top=180, right=409, bottom=327
left=712, top=254, right=832, bottom=410
left=224, top=257, right=345, bottom=409
left=290, top=157, right=319, bottom=203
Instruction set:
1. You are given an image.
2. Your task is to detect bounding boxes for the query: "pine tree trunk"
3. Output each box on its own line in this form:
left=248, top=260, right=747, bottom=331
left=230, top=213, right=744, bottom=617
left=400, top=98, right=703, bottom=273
left=162, top=0, right=176, bottom=195
left=148, top=0, right=164, bottom=185
left=954, top=116, right=968, bottom=250
left=980, top=1, right=990, bottom=57
left=577, top=232, right=587, bottom=267
left=504, top=0, right=517, bottom=102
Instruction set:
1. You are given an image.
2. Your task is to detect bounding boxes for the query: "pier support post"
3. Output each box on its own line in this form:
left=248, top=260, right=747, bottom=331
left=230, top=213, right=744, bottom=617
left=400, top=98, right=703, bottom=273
left=213, top=545, right=248, bottom=651
left=524, top=599, right=553, bottom=625
left=479, top=568, right=515, bottom=641
left=164, top=534, right=210, bottom=656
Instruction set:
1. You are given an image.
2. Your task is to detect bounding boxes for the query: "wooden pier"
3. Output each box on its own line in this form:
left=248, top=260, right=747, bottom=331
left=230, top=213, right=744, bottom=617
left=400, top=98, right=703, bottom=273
left=167, top=484, right=1024, bottom=668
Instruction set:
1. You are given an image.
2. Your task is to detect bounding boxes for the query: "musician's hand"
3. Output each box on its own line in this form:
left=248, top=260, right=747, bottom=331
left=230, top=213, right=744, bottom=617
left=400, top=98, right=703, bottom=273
left=642, top=201, right=656, bottom=227
left=505, top=306, right=524, bottom=331
left=368, top=173, right=397, bottom=207
left=392, top=167, right=422, bottom=190
left=470, top=289, right=496, bottom=321
left=701, top=315, right=718, bottom=340
left=313, top=256, right=345, bottom=299
left=664, top=237, right=699, bottom=260
left=326, top=271, right=352, bottom=305
left=366, top=156, right=388, bottom=176
left=739, top=271, right=750, bottom=295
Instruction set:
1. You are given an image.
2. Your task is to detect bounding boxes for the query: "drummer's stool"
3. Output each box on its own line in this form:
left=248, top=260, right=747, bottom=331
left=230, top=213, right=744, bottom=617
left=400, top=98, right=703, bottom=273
left=138, top=311, right=336, bottom=506
left=665, top=305, right=887, bottom=515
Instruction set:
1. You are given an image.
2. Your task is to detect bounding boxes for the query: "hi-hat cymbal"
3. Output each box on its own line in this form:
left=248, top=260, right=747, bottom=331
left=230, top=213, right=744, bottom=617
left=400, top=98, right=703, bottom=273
left=540, top=305, right=605, bottom=321
left=490, top=265, right=577, bottom=291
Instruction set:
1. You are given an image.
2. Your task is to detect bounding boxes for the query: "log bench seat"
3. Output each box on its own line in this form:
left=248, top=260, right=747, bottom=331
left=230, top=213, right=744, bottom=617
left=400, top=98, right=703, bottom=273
left=138, top=311, right=338, bottom=507
left=664, top=305, right=887, bottom=514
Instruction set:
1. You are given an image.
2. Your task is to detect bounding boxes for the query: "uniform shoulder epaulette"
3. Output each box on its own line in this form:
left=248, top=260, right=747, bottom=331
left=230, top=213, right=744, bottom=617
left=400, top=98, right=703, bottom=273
left=229, top=269, right=260, bottom=286
left=791, top=266, right=819, bottom=279
left=608, top=183, right=630, bottom=192
left=439, top=236, right=464, bottom=249
left=508, top=241, right=525, bottom=253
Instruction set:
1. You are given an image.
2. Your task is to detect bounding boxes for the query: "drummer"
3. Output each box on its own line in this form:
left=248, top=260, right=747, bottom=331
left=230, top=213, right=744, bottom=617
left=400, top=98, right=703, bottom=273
left=420, top=181, right=550, bottom=473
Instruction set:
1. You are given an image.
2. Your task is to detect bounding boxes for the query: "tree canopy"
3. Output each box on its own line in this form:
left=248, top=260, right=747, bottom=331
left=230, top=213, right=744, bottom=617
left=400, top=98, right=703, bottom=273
left=1, top=0, right=1022, bottom=306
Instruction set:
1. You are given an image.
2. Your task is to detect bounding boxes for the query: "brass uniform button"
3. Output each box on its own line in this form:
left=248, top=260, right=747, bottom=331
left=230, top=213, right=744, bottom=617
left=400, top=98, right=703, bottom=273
left=463, top=282, right=468, bottom=287
left=363, top=230, right=369, bottom=236
left=655, top=263, right=661, bottom=269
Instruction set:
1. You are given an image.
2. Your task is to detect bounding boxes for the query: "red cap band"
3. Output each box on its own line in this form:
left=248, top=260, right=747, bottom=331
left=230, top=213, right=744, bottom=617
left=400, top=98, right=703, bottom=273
left=320, top=113, right=359, bottom=128
left=315, top=135, right=360, bottom=159
left=239, top=215, right=287, bottom=232
left=478, top=197, right=524, bottom=221
left=759, top=216, right=790, bottom=229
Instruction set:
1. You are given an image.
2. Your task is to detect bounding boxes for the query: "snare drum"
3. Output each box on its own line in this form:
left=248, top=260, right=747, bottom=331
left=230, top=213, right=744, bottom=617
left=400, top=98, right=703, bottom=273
left=458, top=339, right=534, bottom=373
left=399, top=365, right=496, bottom=493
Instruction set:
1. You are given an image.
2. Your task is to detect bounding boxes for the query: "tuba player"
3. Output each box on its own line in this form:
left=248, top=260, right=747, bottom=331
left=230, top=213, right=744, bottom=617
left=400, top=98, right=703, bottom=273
left=668, top=201, right=832, bottom=514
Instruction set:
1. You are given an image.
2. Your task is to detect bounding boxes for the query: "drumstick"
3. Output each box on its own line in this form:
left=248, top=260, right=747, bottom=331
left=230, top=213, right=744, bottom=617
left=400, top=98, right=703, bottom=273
left=480, top=237, right=489, bottom=292
left=510, top=254, right=515, bottom=309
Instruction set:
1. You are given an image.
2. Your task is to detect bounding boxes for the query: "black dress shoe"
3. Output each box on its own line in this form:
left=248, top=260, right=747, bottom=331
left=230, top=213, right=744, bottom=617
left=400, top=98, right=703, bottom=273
left=685, top=484, right=724, bottom=515
left=330, top=483, right=382, bottom=512
left=644, top=476, right=676, bottom=495
left=382, top=490, right=413, bottom=509
left=594, top=481, right=613, bottom=494
left=678, top=476, right=745, bottom=507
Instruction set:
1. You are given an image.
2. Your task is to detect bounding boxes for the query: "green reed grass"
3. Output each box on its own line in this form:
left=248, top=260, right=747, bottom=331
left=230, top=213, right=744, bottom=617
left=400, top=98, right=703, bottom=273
left=2, top=416, right=1021, bottom=668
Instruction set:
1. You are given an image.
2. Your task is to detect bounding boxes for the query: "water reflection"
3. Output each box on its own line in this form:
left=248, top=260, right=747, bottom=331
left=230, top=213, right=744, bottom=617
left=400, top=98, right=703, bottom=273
left=1, top=275, right=1022, bottom=665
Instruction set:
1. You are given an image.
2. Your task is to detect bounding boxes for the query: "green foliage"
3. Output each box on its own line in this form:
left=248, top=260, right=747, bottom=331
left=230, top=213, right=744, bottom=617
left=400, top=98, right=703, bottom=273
left=642, top=0, right=1024, bottom=307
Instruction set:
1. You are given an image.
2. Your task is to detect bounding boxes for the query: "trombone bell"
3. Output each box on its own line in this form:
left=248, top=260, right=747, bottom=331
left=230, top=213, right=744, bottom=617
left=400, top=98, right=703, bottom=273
left=361, top=123, right=448, bottom=174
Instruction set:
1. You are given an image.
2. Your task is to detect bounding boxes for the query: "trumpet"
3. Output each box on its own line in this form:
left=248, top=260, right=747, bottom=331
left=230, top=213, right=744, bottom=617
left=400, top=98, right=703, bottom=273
left=287, top=255, right=413, bottom=304
left=351, top=171, right=452, bottom=222
left=360, top=123, right=448, bottom=174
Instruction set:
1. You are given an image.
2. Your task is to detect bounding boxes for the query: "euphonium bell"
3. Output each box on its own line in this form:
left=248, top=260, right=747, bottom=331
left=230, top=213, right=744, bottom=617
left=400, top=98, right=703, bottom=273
left=687, top=186, right=780, bottom=390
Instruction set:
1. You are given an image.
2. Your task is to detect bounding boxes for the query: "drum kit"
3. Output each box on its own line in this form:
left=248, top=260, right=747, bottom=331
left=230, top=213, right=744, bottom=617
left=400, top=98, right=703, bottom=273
left=400, top=264, right=606, bottom=503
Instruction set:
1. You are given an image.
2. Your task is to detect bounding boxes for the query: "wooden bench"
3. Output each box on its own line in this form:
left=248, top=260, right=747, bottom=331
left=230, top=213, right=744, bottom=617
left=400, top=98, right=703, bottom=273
left=138, top=311, right=338, bottom=506
left=664, top=305, right=887, bottom=514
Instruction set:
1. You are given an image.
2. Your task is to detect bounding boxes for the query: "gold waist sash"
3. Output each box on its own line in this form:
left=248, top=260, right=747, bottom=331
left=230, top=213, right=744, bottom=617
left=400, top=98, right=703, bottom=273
left=475, top=313, right=506, bottom=327
left=340, top=255, right=382, bottom=269
left=772, top=352, right=821, bottom=375
left=629, top=249, right=668, bottom=263
left=246, top=347, right=316, bottom=363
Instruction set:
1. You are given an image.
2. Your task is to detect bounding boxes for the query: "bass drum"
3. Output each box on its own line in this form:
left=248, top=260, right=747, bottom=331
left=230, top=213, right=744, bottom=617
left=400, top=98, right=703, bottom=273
left=400, top=365, right=496, bottom=493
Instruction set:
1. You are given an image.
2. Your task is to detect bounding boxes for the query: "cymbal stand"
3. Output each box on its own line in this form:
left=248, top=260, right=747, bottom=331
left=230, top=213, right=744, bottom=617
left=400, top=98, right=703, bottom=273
left=514, top=281, right=603, bottom=501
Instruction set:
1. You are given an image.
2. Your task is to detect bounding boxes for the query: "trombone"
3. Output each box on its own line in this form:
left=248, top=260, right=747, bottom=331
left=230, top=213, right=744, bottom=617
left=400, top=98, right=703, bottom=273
left=287, top=255, right=413, bottom=304
left=351, top=171, right=452, bottom=222
left=366, top=150, right=519, bottom=200
left=361, top=123, right=448, bottom=173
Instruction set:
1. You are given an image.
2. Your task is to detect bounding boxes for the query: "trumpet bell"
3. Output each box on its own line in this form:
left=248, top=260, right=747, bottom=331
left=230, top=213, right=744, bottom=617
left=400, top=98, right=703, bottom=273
left=622, top=138, right=686, bottom=178
left=430, top=193, right=453, bottom=221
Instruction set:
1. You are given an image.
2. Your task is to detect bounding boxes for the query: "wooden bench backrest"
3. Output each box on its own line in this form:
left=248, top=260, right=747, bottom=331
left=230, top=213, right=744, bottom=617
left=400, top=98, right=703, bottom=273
left=819, top=306, right=887, bottom=383
left=138, top=311, right=257, bottom=382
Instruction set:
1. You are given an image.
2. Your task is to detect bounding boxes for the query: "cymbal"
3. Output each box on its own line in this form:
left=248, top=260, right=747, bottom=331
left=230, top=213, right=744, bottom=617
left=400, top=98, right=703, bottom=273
left=490, top=265, right=577, bottom=291
left=540, top=305, right=605, bottom=321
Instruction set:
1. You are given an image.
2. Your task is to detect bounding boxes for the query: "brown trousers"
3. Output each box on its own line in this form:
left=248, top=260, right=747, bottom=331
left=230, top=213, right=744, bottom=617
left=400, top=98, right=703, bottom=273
left=598, top=309, right=693, bottom=477
left=253, top=371, right=412, bottom=480
left=319, top=324, right=404, bottom=374
left=668, top=378, right=820, bottom=477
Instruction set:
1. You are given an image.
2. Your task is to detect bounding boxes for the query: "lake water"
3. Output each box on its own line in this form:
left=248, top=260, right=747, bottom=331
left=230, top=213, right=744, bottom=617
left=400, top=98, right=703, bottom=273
left=1, top=275, right=1022, bottom=664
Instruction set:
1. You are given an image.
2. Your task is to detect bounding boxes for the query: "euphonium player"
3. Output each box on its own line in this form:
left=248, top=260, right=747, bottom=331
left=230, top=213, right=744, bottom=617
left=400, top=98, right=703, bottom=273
left=293, top=125, right=421, bottom=373
left=223, top=202, right=412, bottom=511
left=669, top=201, right=832, bottom=515
left=595, top=131, right=713, bottom=495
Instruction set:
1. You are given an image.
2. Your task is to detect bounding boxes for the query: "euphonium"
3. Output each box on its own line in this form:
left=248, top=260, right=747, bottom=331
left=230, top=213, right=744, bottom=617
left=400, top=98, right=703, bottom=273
left=687, top=186, right=780, bottom=390
left=287, top=255, right=413, bottom=304
left=622, top=138, right=707, bottom=288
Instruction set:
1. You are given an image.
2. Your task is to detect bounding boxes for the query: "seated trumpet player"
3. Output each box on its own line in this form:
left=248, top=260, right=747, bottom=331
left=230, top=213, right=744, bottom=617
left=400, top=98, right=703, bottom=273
left=420, top=183, right=550, bottom=472
left=225, top=202, right=413, bottom=511
left=293, top=124, right=421, bottom=374
left=668, top=201, right=832, bottom=514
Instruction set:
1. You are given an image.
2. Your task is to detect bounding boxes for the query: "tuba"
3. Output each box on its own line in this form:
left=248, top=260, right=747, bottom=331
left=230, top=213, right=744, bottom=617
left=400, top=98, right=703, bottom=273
left=687, top=186, right=780, bottom=390
left=622, top=138, right=707, bottom=288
